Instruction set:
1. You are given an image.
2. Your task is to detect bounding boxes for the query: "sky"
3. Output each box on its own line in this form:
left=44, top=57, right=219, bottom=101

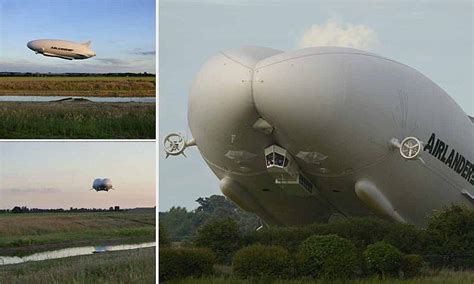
left=0, top=142, right=156, bottom=209
left=159, top=0, right=474, bottom=211
left=0, top=0, right=155, bottom=73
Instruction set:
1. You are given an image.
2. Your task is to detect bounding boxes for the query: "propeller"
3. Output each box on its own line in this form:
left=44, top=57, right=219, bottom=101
left=163, top=133, right=195, bottom=158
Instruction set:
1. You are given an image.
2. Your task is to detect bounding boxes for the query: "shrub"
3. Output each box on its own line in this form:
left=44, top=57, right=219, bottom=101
left=159, top=223, right=170, bottom=247
left=159, top=247, right=215, bottom=281
left=424, top=205, right=474, bottom=268
left=195, top=218, right=242, bottom=264
left=296, top=234, right=359, bottom=279
left=401, top=254, right=424, bottom=278
left=233, top=244, right=293, bottom=279
left=364, top=241, right=402, bottom=278
left=243, top=226, right=314, bottom=254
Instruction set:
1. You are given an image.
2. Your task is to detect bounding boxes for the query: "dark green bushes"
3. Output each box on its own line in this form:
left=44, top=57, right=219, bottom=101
left=233, top=244, right=293, bottom=279
left=245, top=217, right=425, bottom=255
left=423, top=205, right=474, bottom=268
left=364, top=241, right=402, bottom=278
left=296, top=234, right=359, bottom=279
left=401, top=254, right=425, bottom=278
left=195, top=218, right=242, bottom=264
left=159, top=247, right=215, bottom=281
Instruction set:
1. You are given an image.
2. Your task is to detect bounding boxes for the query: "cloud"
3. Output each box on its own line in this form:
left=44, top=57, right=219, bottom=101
left=94, top=58, right=129, bottom=65
left=3, top=187, right=61, bottom=194
left=135, top=50, right=156, bottom=56
left=298, top=19, right=378, bottom=51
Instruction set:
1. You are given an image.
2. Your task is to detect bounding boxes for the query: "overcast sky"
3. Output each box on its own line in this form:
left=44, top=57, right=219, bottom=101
left=0, top=0, right=155, bottom=73
left=0, top=142, right=155, bottom=209
left=159, top=0, right=473, bottom=211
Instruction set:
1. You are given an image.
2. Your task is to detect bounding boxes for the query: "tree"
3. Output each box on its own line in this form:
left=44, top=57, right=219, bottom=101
left=195, top=218, right=242, bottom=264
left=159, top=222, right=171, bottom=247
left=11, top=206, right=22, bottom=213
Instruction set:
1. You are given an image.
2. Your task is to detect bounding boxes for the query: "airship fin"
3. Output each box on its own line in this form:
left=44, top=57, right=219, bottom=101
left=83, top=41, right=92, bottom=47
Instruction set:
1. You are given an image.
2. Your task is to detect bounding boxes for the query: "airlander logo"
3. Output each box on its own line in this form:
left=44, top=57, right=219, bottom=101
left=424, top=133, right=474, bottom=186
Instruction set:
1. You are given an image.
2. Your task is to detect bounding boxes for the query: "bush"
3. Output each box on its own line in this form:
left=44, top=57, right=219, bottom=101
left=364, top=241, right=402, bottom=278
left=159, top=223, right=170, bottom=247
left=233, top=244, right=293, bottom=279
left=401, top=254, right=424, bottom=278
left=424, top=205, right=474, bottom=268
left=244, top=226, right=314, bottom=254
left=296, top=234, right=359, bottom=279
left=195, top=218, right=242, bottom=264
left=159, top=247, right=215, bottom=281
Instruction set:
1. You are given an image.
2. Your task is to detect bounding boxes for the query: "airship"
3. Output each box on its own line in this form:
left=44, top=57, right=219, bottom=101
left=164, top=46, right=474, bottom=227
left=91, top=178, right=114, bottom=192
left=27, top=39, right=96, bottom=60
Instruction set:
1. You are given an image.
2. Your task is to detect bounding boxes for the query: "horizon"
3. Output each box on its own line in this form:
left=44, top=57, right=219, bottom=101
left=0, top=142, right=156, bottom=210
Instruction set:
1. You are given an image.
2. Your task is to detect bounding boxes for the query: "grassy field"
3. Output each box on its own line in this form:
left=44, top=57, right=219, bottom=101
left=0, top=101, right=155, bottom=139
left=0, top=76, right=156, bottom=97
left=0, top=246, right=155, bottom=284
left=0, top=211, right=155, bottom=256
left=171, top=269, right=474, bottom=284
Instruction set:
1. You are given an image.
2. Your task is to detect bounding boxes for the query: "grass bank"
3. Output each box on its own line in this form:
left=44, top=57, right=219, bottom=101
left=0, top=101, right=155, bottom=139
left=171, top=269, right=474, bottom=284
left=0, top=246, right=155, bottom=284
left=0, top=211, right=155, bottom=256
left=0, top=76, right=155, bottom=97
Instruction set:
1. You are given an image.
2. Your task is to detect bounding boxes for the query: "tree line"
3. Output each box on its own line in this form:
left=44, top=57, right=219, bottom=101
left=0, top=206, right=122, bottom=214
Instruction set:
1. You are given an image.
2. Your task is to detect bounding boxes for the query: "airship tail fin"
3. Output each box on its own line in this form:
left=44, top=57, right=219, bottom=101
left=83, top=41, right=92, bottom=47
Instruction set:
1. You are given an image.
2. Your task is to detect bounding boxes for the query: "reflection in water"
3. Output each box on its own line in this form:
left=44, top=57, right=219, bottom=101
left=0, top=96, right=155, bottom=103
left=0, top=242, right=155, bottom=265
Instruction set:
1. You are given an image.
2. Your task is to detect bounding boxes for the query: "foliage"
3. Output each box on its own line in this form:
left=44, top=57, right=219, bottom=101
left=296, top=234, right=359, bottom=279
left=159, top=222, right=171, bottom=247
left=364, top=241, right=402, bottom=278
left=233, top=244, right=293, bottom=279
left=423, top=204, right=474, bottom=268
left=195, top=218, right=243, bottom=264
left=246, top=217, right=425, bottom=255
left=160, top=195, right=260, bottom=241
left=159, top=247, right=215, bottom=281
left=401, top=254, right=425, bottom=278
left=244, top=226, right=314, bottom=254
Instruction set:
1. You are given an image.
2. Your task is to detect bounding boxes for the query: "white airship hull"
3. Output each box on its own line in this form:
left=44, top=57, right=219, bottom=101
left=27, top=39, right=96, bottom=60
left=186, top=46, right=474, bottom=227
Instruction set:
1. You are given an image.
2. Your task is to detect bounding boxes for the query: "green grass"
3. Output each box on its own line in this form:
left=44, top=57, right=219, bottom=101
left=0, top=246, right=155, bottom=284
left=0, top=76, right=156, bottom=97
left=0, top=101, right=155, bottom=139
left=170, top=269, right=474, bottom=284
left=0, top=211, right=155, bottom=256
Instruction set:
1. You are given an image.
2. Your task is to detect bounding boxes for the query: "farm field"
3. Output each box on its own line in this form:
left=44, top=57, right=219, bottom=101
left=0, top=76, right=156, bottom=97
left=0, top=211, right=155, bottom=256
left=0, top=101, right=155, bottom=139
left=0, top=246, right=155, bottom=284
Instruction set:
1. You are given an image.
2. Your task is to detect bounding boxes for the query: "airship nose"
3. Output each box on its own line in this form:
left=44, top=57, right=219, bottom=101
left=27, top=40, right=39, bottom=51
left=188, top=46, right=282, bottom=170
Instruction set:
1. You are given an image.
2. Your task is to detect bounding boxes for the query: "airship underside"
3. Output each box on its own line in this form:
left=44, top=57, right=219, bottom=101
left=92, top=178, right=113, bottom=192
left=167, top=46, right=474, bottom=227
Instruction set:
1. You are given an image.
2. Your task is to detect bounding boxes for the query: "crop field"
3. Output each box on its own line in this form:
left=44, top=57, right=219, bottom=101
left=0, top=101, right=155, bottom=139
left=0, top=246, right=155, bottom=284
left=0, top=76, right=156, bottom=97
left=0, top=211, right=155, bottom=256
